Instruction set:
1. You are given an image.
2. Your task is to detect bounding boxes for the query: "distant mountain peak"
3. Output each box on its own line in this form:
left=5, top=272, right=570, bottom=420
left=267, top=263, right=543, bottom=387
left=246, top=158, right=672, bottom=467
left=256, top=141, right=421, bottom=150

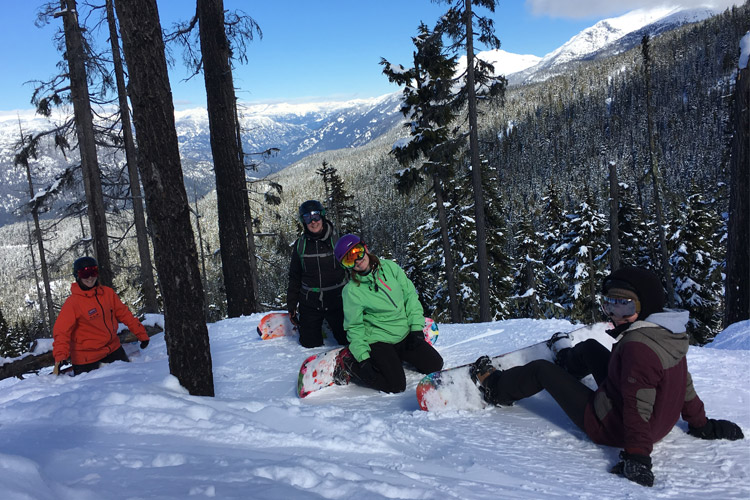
left=507, top=6, right=720, bottom=85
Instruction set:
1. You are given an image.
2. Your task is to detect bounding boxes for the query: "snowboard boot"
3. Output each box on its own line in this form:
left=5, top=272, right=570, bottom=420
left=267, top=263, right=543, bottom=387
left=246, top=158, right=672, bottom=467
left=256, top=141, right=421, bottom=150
left=546, top=331, right=573, bottom=359
left=333, top=348, right=354, bottom=385
left=469, top=356, right=515, bottom=407
left=469, top=355, right=495, bottom=385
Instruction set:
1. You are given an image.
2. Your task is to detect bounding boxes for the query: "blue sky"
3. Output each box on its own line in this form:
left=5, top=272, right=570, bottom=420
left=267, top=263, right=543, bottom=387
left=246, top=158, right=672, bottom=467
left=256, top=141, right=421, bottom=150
left=0, top=0, right=740, bottom=112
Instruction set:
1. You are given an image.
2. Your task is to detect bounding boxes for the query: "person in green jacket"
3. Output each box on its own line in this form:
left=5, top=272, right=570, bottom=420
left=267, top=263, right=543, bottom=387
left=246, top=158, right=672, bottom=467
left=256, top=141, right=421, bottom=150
left=333, top=234, right=443, bottom=393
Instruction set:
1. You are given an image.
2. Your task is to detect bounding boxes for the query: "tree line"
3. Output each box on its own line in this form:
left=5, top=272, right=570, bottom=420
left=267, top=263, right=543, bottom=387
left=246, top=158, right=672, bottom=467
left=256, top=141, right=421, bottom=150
left=2, top=1, right=748, bottom=390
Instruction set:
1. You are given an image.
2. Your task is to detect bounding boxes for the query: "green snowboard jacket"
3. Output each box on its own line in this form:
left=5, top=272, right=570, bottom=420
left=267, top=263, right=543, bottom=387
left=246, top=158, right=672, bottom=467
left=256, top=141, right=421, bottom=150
left=342, top=258, right=425, bottom=362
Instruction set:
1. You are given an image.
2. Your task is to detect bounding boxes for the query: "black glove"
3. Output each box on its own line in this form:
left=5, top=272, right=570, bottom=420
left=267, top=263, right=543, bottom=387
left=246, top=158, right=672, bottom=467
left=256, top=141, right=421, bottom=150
left=357, top=359, right=378, bottom=384
left=404, top=330, right=424, bottom=350
left=610, top=451, right=654, bottom=487
left=288, top=308, right=299, bottom=327
left=688, top=419, right=744, bottom=440
left=140, top=340, right=149, bottom=349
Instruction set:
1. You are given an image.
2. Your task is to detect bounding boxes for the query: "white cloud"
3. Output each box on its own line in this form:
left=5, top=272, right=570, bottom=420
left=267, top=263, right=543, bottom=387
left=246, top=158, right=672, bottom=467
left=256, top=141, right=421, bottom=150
left=526, top=0, right=743, bottom=18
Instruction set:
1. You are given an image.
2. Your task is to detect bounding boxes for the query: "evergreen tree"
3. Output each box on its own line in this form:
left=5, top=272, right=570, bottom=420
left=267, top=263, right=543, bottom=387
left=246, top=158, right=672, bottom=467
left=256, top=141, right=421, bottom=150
left=483, top=159, right=513, bottom=320
left=403, top=224, right=439, bottom=318
left=670, top=184, right=723, bottom=344
left=617, top=183, right=654, bottom=269
left=381, top=22, right=463, bottom=322
left=434, top=0, right=507, bottom=321
left=563, top=191, right=609, bottom=323
left=116, top=0, right=214, bottom=397
left=190, top=0, right=262, bottom=317
left=511, top=209, right=546, bottom=319
left=540, top=183, right=569, bottom=318
left=316, top=161, right=358, bottom=234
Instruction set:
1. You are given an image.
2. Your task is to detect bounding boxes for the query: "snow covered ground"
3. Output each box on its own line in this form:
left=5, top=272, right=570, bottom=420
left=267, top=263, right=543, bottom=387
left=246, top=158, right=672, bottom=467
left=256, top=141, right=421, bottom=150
left=0, top=315, right=747, bottom=499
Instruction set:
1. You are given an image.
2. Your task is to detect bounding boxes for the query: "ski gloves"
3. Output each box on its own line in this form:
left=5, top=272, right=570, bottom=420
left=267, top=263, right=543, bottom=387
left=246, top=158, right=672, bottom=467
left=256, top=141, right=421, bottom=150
left=688, top=418, right=744, bottom=441
left=357, top=359, right=378, bottom=385
left=140, top=340, right=149, bottom=349
left=610, top=451, right=654, bottom=487
left=404, top=330, right=424, bottom=350
left=288, top=307, right=299, bottom=327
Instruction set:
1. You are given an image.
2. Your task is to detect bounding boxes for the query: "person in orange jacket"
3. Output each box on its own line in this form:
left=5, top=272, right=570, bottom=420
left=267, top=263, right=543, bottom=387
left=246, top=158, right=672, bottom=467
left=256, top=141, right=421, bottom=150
left=53, top=256, right=150, bottom=375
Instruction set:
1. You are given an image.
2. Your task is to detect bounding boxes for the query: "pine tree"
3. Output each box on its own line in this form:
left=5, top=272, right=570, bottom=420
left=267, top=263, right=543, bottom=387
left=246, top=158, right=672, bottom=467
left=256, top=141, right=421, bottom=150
left=434, top=0, right=507, bottom=321
left=617, top=183, right=654, bottom=269
left=483, top=159, right=513, bottom=320
left=540, top=184, right=569, bottom=317
left=116, top=0, right=214, bottom=397
left=670, top=184, right=723, bottom=344
left=317, top=161, right=358, bottom=234
left=564, top=191, right=609, bottom=323
left=511, top=210, right=546, bottom=319
left=403, top=225, right=439, bottom=318
left=381, top=22, right=463, bottom=322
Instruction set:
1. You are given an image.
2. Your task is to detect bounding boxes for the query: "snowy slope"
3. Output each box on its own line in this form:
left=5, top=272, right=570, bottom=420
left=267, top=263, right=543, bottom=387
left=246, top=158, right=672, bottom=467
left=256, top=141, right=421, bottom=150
left=508, top=6, right=719, bottom=85
left=0, top=316, right=747, bottom=499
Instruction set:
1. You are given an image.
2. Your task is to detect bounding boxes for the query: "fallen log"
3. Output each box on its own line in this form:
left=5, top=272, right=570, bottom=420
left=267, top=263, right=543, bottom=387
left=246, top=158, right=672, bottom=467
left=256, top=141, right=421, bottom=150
left=0, top=325, right=163, bottom=381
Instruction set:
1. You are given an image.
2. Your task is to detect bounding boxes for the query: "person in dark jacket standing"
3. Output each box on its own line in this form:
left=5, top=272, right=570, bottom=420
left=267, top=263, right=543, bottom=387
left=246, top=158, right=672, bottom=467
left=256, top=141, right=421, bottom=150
left=287, top=200, right=348, bottom=347
left=53, top=256, right=150, bottom=376
left=470, top=266, right=744, bottom=487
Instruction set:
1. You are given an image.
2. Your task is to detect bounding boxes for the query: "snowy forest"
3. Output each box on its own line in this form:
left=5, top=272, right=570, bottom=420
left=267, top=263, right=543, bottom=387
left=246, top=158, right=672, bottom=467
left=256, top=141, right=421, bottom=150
left=0, top=0, right=748, bottom=393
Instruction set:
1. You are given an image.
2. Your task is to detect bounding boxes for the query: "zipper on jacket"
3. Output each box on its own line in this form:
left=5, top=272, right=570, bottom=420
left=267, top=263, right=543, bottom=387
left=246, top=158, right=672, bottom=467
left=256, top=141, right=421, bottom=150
left=94, top=288, right=116, bottom=355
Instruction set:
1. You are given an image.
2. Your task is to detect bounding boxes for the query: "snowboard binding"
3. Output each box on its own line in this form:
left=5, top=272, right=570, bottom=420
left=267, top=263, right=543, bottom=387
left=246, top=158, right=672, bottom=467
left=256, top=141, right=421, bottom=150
left=333, top=348, right=354, bottom=385
left=469, top=356, right=514, bottom=407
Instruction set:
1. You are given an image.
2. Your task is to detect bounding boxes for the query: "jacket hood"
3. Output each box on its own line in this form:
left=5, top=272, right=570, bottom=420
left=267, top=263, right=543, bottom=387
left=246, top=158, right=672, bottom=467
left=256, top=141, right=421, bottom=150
left=628, top=309, right=689, bottom=335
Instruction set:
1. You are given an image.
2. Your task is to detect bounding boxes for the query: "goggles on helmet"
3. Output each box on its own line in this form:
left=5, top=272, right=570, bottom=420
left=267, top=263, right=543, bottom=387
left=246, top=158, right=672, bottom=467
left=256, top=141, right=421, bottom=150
left=78, top=266, right=99, bottom=280
left=600, top=295, right=639, bottom=319
left=340, top=243, right=366, bottom=268
left=302, top=211, right=322, bottom=224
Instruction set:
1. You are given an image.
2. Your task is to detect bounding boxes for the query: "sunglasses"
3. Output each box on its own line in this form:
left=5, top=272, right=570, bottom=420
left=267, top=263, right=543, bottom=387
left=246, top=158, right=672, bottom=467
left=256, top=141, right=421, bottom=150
left=78, top=266, right=99, bottom=280
left=302, top=211, right=322, bottom=224
left=600, top=295, right=639, bottom=318
left=340, top=243, right=366, bottom=268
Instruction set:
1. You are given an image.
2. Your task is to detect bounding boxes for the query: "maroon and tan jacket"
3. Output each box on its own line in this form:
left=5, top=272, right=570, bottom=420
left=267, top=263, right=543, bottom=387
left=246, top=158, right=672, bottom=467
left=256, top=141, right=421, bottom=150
left=53, top=282, right=148, bottom=365
left=584, top=310, right=708, bottom=455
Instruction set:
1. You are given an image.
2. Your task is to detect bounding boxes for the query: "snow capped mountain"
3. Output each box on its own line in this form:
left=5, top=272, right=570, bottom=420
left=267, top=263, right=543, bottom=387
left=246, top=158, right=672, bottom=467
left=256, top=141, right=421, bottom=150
left=174, top=93, right=404, bottom=179
left=0, top=6, right=723, bottom=227
left=507, top=6, right=720, bottom=85
left=458, top=48, right=541, bottom=78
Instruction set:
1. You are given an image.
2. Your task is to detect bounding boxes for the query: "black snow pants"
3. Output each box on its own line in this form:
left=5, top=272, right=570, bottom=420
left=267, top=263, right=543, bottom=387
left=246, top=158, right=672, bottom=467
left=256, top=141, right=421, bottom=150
left=298, top=303, right=347, bottom=347
left=73, top=346, right=129, bottom=376
left=482, top=338, right=611, bottom=430
left=354, top=334, right=444, bottom=394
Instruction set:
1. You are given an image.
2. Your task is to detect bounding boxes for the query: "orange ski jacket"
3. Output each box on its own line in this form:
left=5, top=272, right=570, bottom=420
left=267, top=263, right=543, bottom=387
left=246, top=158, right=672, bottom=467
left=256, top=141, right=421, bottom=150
left=53, top=282, right=148, bottom=365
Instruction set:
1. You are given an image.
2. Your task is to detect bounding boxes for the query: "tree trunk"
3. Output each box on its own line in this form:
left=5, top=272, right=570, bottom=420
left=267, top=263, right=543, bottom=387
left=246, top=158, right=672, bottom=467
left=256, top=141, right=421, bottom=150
left=724, top=63, right=750, bottom=326
left=57, top=0, right=113, bottom=286
left=105, top=0, right=158, bottom=313
left=433, top=173, right=461, bottom=322
left=464, top=0, right=491, bottom=322
left=642, top=36, right=676, bottom=307
left=17, top=121, right=56, bottom=334
left=115, top=0, right=214, bottom=397
left=608, top=160, right=621, bottom=271
left=197, top=0, right=256, bottom=317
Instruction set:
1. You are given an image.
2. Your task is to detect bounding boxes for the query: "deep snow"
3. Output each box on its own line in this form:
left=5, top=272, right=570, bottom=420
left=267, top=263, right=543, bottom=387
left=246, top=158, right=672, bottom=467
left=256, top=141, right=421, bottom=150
left=0, top=315, right=747, bottom=499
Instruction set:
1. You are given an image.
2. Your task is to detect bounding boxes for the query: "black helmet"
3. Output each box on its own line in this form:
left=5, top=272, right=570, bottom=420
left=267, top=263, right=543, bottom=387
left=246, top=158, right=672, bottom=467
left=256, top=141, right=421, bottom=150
left=298, top=200, right=325, bottom=222
left=72, top=256, right=98, bottom=278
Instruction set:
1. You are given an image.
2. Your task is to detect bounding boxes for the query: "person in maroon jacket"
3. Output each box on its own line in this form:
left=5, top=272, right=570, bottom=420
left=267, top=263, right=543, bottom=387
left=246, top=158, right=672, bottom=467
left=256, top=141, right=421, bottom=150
left=471, top=266, right=744, bottom=487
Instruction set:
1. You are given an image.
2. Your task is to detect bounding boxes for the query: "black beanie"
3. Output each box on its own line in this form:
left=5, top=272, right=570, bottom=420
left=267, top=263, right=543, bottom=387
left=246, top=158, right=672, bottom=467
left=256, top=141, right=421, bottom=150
left=602, top=266, right=665, bottom=321
left=72, top=256, right=98, bottom=278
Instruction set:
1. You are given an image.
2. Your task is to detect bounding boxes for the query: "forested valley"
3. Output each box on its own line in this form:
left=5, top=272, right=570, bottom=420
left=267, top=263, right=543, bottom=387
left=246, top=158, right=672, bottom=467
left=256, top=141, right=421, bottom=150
left=0, top=2, right=747, bottom=371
